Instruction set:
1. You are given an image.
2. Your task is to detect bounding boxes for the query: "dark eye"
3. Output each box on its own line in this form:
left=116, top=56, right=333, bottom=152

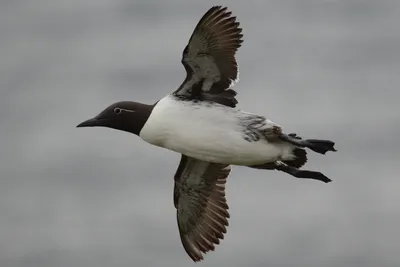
left=113, top=107, right=122, bottom=114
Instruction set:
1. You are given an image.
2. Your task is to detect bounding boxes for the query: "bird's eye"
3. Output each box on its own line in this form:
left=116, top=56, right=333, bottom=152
left=113, top=108, right=122, bottom=114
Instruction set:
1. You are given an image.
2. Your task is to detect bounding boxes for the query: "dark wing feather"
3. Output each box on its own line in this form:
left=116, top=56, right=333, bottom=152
left=173, top=155, right=231, bottom=262
left=174, top=6, right=243, bottom=107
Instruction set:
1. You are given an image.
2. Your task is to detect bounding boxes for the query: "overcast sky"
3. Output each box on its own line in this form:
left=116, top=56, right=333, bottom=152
left=1, top=1, right=399, bottom=266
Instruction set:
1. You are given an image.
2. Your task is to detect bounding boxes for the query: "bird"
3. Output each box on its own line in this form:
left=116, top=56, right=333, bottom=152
left=77, top=6, right=336, bottom=262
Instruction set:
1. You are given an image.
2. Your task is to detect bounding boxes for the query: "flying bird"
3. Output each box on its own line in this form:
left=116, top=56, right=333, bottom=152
left=77, top=6, right=336, bottom=262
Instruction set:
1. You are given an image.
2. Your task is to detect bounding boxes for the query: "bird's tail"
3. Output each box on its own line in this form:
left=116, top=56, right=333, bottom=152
left=304, top=139, right=336, bottom=154
left=280, top=133, right=337, bottom=155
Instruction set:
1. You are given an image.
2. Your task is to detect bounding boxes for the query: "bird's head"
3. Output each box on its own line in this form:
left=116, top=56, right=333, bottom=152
left=76, top=101, right=153, bottom=136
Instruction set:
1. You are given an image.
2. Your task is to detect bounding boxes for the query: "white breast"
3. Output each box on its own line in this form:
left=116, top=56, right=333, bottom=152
left=139, top=95, right=291, bottom=165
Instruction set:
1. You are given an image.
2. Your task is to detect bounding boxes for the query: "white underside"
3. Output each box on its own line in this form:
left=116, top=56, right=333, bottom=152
left=139, top=95, right=295, bottom=165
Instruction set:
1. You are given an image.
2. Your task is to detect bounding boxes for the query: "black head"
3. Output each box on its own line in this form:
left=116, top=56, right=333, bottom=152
left=77, top=101, right=154, bottom=136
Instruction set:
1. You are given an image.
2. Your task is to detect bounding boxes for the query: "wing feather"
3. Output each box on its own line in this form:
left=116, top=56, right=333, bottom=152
left=174, top=6, right=243, bottom=107
left=173, top=155, right=231, bottom=262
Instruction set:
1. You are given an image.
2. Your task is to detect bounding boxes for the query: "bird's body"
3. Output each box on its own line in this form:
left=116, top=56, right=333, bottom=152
left=140, top=95, right=293, bottom=165
left=77, top=6, right=337, bottom=262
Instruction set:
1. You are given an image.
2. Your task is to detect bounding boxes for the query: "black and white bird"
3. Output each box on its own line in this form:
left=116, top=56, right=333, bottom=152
left=77, top=6, right=336, bottom=262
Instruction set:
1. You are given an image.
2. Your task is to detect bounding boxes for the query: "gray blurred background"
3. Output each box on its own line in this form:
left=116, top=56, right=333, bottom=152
left=1, top=0, right=399, bottom=266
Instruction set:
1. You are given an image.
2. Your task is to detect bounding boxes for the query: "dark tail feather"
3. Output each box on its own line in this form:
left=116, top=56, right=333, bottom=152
left=282, top=148, right=307, bottom=168
left=305, top=139, right=336, bottom=154
left=280, top=133, right=337, bottom=155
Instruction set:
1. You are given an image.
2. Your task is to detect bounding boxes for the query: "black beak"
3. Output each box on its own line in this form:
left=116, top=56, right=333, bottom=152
left=76, top=118, right=101, bottom=128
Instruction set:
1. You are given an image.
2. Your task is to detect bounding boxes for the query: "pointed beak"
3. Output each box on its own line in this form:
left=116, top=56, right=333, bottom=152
left=76, top=118, right=100, bottom=128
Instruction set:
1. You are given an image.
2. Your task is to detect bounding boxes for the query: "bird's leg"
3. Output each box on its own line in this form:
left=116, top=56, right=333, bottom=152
left=249, top=162, right=332, bottom=183
left=274, top=162, right=332, bottom=183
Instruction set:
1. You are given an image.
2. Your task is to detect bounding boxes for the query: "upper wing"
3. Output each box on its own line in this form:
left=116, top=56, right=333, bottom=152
left=173, top=6, right=243, bottom=107
left=173, top=155, right=231, bottom=262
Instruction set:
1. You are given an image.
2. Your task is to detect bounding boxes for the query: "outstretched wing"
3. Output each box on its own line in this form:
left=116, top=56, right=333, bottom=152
left=173, top=6, right=243, bottom=107
left=173, top=155, right=231, bottom=262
